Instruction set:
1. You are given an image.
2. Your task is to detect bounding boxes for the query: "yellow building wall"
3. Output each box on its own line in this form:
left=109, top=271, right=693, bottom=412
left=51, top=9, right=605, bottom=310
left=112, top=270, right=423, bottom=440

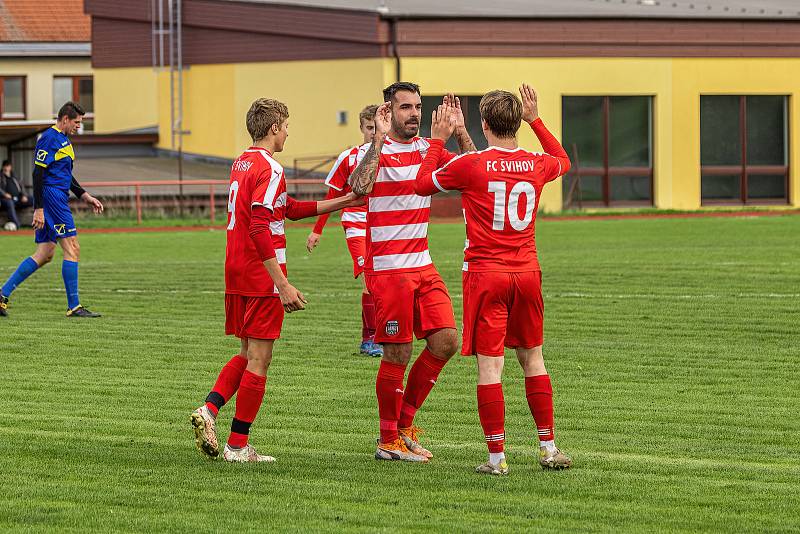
left=401, top=57, right=674, bottom=212
left=155, top=65, right=237, bottom=159
left=671, top=58, right=800, bottom=209
left=0, top=57, right=92, bottom=121
left=403, top=56, right=800, bottom=211
left=112, top=55, right=800, bottom=211
left=150, top=59, right=388, bottom=164
left=94, top=67, right=159, bottom=133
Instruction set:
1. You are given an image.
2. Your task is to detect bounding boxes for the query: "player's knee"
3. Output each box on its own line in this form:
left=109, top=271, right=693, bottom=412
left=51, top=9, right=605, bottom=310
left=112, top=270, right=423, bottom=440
left=246, top=342, right=273, bottom=371
left=517, top=346, right=545, bottom=374
left=383, top=343, right=412, bottom=365
left=430, top=330, right=459, bottom=358
left=477, top=357, right=504, bottom=383
left=34, top=249, right=55, bottom=265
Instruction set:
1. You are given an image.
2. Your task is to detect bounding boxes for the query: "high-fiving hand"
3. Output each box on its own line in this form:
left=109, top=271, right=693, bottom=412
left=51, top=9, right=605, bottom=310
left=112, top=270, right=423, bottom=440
left=431, top=103, right=456, bottom=142
left=520, top=84, right=539, bottom=123
left=443, top=93, right=466, bottom=130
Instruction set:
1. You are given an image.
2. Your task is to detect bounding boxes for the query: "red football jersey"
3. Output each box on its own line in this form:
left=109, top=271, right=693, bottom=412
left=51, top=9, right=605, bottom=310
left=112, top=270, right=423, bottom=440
left=325, top=145, right=368, bottom=240
left=430, top=145, right=564, bottom=272
left=225, top=147, right=287, bottom=296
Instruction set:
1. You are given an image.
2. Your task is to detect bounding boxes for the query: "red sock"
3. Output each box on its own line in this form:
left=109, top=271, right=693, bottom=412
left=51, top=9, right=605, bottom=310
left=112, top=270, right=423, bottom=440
left=477, top=383, right=505, bottom=453
left=398, top=348, right=447, bottom=428
left=376, top=360, right=407, bottom=444
left=362, top=293, right=376, bottom=341
left=205, top=354, right=248, bottom=416
left=228, top=370, right=266, bottom=449
left=525, top=374, right=554, bottom=442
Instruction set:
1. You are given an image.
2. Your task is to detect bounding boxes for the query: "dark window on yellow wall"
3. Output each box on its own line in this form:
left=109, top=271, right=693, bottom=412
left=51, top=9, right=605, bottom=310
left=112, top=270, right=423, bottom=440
left=701, top=95, right=788, bottom=204
left=0, top=76, right=26, bottom=119
left=53, top=76, right=94, bottom=131
left=562, top=96, right=653, bottom=208
left=420, top=95, right=488, bottom=152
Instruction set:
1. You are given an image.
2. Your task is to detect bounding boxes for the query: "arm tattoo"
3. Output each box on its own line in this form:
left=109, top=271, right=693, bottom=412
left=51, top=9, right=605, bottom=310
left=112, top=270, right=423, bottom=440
left=349, top=138, right=383, bottom=196
left=455, top=128, right=476, bottom=153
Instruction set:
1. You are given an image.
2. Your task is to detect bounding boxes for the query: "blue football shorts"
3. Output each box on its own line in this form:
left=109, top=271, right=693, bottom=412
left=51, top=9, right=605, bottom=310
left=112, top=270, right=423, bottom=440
left=35, top=188, right=77, bottom=243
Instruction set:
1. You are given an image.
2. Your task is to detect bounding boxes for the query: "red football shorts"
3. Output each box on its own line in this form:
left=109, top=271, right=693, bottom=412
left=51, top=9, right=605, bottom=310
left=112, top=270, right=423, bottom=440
left=345, top=235, right=367, bottom=278
left=461, top=270, right=544, bottom=357
left=366, top=266, right=456, bottom=344
left=225, top=294, right=284, bottom=340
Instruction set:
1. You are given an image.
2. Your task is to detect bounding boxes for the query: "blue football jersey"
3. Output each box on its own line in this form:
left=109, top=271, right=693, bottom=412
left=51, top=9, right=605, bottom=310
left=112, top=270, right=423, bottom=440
left=34, top=126, right=75, bottom=192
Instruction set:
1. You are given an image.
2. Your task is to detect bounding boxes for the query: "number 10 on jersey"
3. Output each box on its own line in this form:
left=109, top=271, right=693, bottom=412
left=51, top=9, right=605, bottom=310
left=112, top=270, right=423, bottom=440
left=488, top=181, right=536, bottom=231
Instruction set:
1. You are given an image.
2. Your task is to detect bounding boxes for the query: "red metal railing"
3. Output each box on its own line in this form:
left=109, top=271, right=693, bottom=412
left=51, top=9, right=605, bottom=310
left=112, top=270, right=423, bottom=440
left=81, top=179, right=325, bottom=225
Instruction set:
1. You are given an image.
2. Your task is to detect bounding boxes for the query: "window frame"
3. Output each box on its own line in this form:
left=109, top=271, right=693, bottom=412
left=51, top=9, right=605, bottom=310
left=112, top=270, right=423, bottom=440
left=0, top=75, right=27, bottom=120
left=52, top=75, right=94, bottom=118
left=562, top=95, right=654, bottom=208
left=700, top=95, right=790, bottom=206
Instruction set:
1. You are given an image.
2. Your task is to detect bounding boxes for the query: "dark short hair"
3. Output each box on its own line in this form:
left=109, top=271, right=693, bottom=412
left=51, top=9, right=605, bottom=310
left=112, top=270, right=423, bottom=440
left=383, top=82, right=421, bottom=102
left=57, top=101, right=86, bottom=120
left=479, top=90, right=523, bottom=139
left=1, top=160, right=10, bottom=167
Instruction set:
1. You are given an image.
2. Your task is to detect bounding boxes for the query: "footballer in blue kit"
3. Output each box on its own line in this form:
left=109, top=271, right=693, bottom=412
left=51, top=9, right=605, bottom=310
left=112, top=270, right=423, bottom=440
left=0, top=102, right=104, bottom=318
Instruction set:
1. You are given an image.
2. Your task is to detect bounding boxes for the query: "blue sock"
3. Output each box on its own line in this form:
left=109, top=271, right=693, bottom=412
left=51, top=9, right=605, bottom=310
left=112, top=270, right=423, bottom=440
left=62, top=260, right=80, bottom=310
left=2, top=257, right=39, bottom=297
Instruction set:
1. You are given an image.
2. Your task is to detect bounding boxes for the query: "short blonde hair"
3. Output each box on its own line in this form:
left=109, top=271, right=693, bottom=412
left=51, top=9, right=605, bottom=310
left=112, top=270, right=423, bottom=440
left=359, top=104, right=379, bottom=125
left=479, top=90, right=522, bottom=139
left=246, top=98, right=289, bottom=142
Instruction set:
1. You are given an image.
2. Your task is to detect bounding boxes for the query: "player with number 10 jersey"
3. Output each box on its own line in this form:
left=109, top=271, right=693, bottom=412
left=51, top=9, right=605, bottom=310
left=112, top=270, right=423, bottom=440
left=416, top=85, right=573, bottom=475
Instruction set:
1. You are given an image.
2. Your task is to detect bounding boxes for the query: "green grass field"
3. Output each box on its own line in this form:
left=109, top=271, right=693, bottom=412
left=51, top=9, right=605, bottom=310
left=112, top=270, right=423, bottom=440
left=1, top=216, right=799, bottom=532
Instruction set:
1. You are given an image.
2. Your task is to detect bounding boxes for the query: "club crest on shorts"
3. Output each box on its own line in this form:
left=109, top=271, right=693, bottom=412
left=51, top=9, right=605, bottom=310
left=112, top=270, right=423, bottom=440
left=357, top=256, right=365, bottom=267
left=385, top=320, right=399, bottom=336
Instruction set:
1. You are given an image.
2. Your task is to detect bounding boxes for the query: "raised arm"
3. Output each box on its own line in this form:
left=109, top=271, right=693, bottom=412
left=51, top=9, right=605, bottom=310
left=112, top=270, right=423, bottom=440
left=350, top=102, right=390, bottom=196
left=415, top=104, right=456, bottom=196
left=445, top=93, right=477, bottom=153
left=520, top=84, right=571, bottom=179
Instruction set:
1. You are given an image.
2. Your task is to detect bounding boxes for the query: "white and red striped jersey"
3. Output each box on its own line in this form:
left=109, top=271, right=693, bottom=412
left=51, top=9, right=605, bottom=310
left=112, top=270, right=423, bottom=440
left=225, top=147, right=287, bottom=296
left=325, top=145, right=368, bottom=240
left=364, top=136, right=455, bottom=274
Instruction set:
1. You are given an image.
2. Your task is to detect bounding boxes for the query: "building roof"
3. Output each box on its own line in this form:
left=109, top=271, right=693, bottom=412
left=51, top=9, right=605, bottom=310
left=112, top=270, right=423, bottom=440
left=0, top=0, right=90, bottom=42
left=237, top=0, right=800, bottom=20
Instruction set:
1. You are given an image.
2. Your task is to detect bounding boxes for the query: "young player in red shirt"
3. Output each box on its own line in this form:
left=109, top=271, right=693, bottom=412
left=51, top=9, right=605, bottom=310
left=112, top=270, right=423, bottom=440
left=191, top=98, right=361, bottom=463
left=415, top=85, right=573, bottom=474
left=306, top=105, right=384, bottom=357
left=350, top=83, right=477, bottom=462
